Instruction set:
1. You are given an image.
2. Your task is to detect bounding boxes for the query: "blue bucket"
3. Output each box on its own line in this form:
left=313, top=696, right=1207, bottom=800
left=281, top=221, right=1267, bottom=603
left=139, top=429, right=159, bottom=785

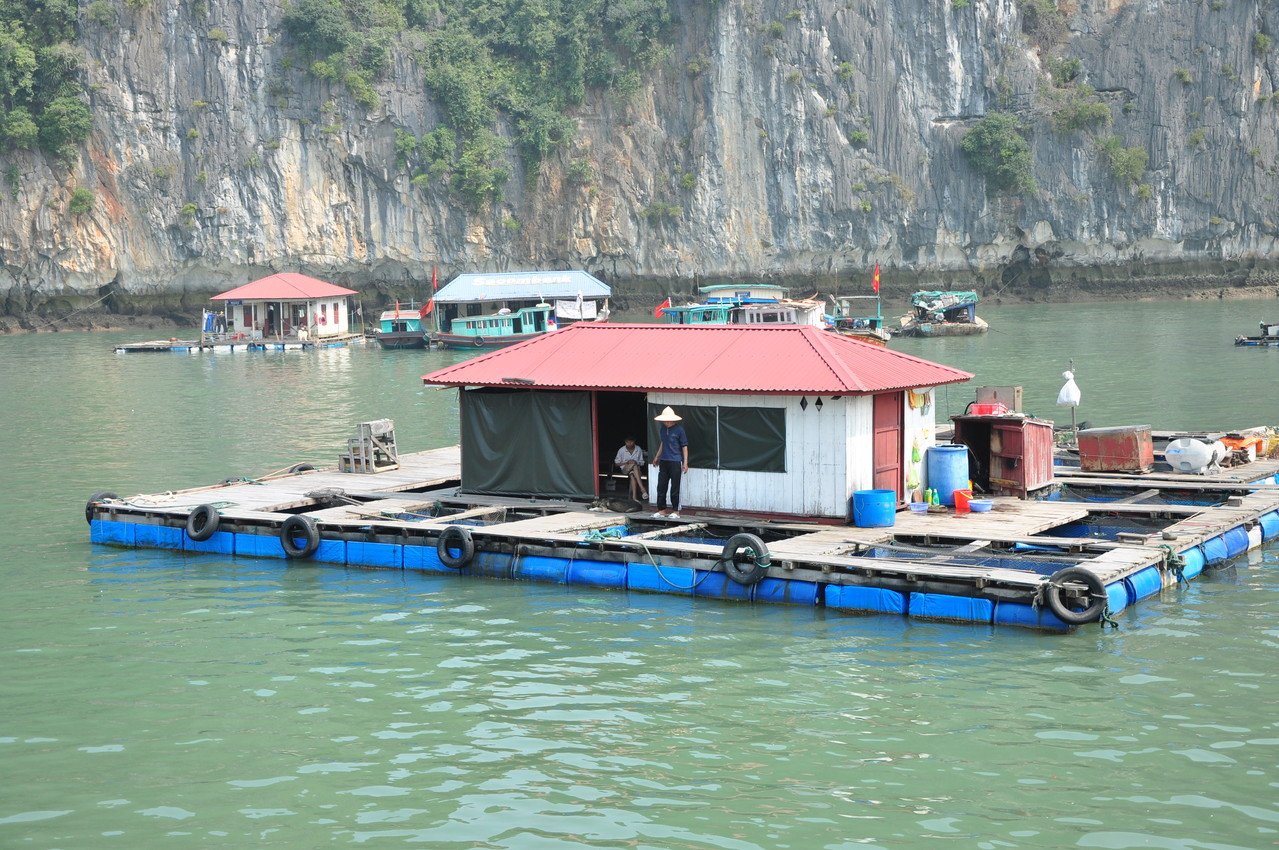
left=927, top=444, right=970, bottom=506
left=851, top=489, right=896, bottom=527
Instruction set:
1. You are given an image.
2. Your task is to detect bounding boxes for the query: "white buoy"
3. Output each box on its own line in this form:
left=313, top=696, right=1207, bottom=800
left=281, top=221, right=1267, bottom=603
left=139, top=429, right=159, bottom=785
left=1165, top=438, right=1226, bottom=474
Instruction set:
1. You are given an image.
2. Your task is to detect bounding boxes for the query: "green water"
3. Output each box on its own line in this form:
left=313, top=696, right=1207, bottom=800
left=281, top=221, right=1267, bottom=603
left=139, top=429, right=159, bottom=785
left=3, top=300, right=1279, bottom=848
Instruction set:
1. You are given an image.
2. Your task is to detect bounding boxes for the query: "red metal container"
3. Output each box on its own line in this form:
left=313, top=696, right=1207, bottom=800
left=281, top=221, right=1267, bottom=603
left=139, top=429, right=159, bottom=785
left=951, top=415, right=1055, bottom=498
left=969, top=403, right=1009, bottom=416
left=1077, top=425, right=1154, bottom=473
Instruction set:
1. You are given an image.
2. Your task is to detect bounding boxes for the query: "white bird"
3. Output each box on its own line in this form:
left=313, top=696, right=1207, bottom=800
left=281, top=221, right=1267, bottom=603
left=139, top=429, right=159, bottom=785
left=1056, top=370, right=1081, bottom=407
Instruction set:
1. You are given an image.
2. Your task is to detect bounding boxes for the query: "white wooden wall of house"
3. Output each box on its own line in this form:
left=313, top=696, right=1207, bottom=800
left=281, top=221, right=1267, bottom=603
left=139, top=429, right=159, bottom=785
left=313, top=299, right=348, bottom=338
left=902, top=388, right=939, bottom=497
left=649, top=388, right=939, bottom=519
left=646, top=392, right=845, bottom=518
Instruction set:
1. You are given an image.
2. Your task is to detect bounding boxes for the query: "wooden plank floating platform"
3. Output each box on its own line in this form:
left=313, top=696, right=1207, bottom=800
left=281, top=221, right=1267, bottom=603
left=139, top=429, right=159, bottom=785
left=87, top=445, right=1279, bottom=633
left=113, top=333, right=367, bottom=353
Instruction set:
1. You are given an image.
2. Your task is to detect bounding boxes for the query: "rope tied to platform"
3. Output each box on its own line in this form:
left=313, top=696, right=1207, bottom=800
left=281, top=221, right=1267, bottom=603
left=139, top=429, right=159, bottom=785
left=578, top=521, right=714, bottom=591
left=1159, top=544, right=1187, bottom=582
left=582, top=527, right=628, bottom=542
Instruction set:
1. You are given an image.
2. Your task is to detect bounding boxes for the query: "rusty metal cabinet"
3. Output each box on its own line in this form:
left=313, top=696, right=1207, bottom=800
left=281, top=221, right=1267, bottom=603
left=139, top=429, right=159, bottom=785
left=951, top=414, right=1055, bottom=498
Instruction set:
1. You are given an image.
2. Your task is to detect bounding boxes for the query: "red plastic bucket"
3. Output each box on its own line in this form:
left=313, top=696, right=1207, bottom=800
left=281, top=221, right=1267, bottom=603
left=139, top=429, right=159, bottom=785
left=954, top=488, right=973, bottom=514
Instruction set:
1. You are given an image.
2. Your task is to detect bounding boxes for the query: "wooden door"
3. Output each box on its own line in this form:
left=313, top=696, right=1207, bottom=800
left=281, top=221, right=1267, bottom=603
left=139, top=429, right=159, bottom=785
left=872, top=392, right=902, bottom=498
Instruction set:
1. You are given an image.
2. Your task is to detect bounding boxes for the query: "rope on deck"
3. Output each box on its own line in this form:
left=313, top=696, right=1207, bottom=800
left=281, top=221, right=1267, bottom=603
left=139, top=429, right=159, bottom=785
left=579, top=522, right=714, bottom=591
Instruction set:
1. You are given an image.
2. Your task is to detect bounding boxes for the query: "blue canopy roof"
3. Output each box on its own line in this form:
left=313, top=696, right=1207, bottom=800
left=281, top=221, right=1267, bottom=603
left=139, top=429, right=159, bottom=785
left=433, top=270, right=611, bottom=304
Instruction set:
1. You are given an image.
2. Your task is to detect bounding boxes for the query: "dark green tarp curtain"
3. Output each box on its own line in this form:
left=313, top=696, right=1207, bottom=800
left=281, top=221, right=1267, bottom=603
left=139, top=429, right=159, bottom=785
left=718, top=406, right=786, bottom=472
left=461, top=389, right=594, bottom=498
left=648, top=403, right=786, bottom=473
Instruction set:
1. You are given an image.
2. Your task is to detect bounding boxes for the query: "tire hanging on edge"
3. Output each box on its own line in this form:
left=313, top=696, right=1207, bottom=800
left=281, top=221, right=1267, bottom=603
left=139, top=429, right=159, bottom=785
left=1044, top=567, right=1107, bottom=625
left=280, top=515, right=321, bottom=559
left=186, top=504, right=221, bottom=541
left=720, top=532, right=771, bottom=586
left=437, top=525, right=475, bottom=569
left=85, top=491, right=118, bottom=525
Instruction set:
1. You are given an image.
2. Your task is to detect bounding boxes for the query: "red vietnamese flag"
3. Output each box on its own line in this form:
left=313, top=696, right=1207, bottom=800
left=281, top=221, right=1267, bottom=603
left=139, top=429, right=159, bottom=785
left=872, top=263, right=880, bottom=293
left=654, top=297, right=671, bottom=319
left=419, top=265, right=437, bottom=317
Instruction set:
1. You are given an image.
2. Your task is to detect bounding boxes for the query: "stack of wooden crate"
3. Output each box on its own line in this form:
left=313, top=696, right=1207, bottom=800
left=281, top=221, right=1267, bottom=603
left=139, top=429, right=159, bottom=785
left=339, top=419, right=399, bottom=473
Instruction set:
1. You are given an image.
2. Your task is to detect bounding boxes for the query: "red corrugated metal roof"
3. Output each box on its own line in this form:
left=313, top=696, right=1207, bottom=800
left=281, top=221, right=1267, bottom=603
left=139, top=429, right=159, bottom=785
left=211, top=273, right=358, bottom=301
left=422, top=324, right=973, bottom=394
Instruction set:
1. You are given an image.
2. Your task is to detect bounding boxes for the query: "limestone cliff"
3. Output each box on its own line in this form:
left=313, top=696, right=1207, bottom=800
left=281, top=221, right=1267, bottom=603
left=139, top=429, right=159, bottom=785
left=3, top=0, right=1278, bottom=320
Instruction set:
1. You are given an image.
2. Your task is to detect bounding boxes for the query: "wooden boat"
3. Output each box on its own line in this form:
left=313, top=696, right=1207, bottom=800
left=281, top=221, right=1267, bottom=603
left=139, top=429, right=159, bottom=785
left=891, top=290, right=988, bottom=337
left=829, top=295, right=891, bottom=345
left=659, top=284, right=827, bottom=327
left=431, top=270, right=610, bottom=349
left=1234, top=320, right=1279, bottom=346
left=434, top=303, right=557, bottom=350
left=374, top=302, right=429, bottom=349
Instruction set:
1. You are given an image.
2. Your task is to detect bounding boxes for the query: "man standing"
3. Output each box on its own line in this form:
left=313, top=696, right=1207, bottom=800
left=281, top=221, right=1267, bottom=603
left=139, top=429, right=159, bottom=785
left=651, top=407, right=688, bottom=518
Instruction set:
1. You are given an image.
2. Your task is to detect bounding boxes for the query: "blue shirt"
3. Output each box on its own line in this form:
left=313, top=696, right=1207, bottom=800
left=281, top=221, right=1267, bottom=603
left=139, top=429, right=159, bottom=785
left=658, top=424, right=688, bottom=462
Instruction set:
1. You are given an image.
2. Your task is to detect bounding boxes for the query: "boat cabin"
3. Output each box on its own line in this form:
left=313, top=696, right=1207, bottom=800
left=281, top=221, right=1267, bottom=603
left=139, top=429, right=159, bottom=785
left=661, top=283, right=827, bottom=327
left=210, top=273, right=357, bottom=341
left=909, top=290, right=979, bottom=324
left=430, top=270, right=610, bottom=349
left=422, top=324, right=973, bottom=519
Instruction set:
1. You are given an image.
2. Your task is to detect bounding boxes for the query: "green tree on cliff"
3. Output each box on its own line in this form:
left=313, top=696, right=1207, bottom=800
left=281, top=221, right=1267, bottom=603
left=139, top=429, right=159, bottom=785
left=0, top=6, right=92, bottom=159
left=280, top=0, right=675, bottom=211
left=961, top=112, right=1037, bottom=196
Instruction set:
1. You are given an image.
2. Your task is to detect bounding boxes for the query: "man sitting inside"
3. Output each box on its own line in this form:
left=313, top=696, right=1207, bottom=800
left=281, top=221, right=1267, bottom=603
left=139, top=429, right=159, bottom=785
left=613, top=437, right=645, bottom=501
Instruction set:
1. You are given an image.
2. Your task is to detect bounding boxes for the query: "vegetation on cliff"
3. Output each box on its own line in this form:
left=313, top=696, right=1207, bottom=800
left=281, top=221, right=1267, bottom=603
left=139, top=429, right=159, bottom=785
left=281, top=0, right=676, bottom=210
left=0, top=0, right=93, bottom=161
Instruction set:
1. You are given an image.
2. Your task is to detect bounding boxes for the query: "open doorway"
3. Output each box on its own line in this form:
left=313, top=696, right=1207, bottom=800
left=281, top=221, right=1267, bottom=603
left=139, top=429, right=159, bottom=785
left=595, top=391, right=651, bottom=496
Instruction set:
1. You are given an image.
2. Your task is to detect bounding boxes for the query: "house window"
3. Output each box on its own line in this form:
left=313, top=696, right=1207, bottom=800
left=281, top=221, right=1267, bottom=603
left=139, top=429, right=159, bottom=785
left=649, top=403, right=786, bottom=473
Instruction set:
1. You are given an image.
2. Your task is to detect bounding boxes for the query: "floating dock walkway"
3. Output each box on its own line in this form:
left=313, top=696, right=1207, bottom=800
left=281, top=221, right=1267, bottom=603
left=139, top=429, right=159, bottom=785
left=113, top=333, right=366, bottom=353
left=85, top=446, right=1279, bottom=632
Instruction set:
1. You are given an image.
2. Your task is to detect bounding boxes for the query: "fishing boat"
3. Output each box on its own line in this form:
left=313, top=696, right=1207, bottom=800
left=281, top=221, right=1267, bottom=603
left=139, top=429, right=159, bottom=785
left=1234, top=320, right=1279, bottom=346
left=892, top=290, right=988, bottom=337
left=431, top=270, right=610, bottom=349
left=829, top=295, right=891, bottom=345
left=658, top=283, right=827, bottom=327
left=373, top=302, right=429, bottom=349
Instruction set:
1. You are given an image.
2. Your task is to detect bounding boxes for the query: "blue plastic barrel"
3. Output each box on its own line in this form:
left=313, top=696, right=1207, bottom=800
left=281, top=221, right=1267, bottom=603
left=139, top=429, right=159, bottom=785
left=851, top=489, right=896, bottom=527
left=927, top=444, right=971, bottom=506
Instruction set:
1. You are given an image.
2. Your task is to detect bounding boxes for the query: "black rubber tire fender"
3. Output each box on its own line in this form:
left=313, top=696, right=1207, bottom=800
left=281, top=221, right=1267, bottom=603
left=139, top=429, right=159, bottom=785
left=437, top=525, right=475, bottom=569
left=720, top=532, right=770, bottom=586
left=280, top=515, right=321, bottom=559
left=85, top=491, right=119, bottom=524
left=186, top=504, right=221, bottom=541
left=473, top=336, right=484, bottom=347
left=1045, top=567, right=1107, bottom=625
left=289, top=463, right=315, bottom=474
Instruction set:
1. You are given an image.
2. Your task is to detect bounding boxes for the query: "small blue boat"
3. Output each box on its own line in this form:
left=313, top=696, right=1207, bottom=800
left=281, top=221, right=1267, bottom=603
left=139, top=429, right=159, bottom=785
left=374, top=302, right=429, bottom=349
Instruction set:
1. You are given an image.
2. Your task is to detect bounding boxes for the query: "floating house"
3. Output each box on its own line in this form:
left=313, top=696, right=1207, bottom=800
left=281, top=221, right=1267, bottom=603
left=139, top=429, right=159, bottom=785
left=431, top=270, right=610, bottom=349
left=112, top=273, right=363, bottom=352
left=86, top=322, right=1279, bottom=633
left=420, top=323, right=973, bottom=517
left=210, top=273, right=358, bottom=344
